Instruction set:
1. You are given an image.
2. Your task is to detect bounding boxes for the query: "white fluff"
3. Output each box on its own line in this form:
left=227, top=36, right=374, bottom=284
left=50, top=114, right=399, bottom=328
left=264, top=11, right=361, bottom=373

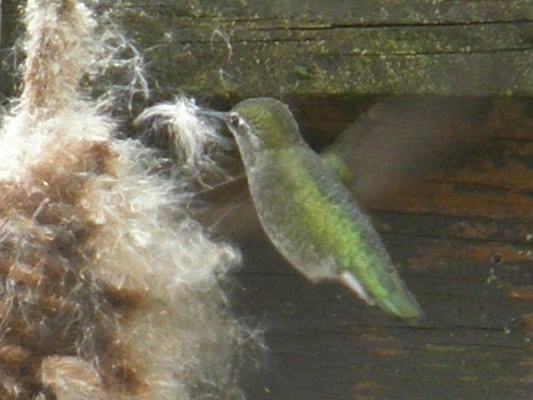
left=0, top=1, right=255, bottom=399
left=136, top=96, right=234, bottom=186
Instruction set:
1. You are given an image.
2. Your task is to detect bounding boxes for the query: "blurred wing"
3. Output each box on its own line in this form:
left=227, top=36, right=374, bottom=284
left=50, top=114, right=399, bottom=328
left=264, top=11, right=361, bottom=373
left=195, top=96, right=493, bottom=238
left=321, top=96, right=491, bottom=208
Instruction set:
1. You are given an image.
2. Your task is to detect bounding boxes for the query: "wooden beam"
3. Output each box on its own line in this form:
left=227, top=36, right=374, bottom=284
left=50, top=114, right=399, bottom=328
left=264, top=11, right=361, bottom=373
left=113, top=1, right=533, bottom=97
left=3, top=0, right=533, bottom=97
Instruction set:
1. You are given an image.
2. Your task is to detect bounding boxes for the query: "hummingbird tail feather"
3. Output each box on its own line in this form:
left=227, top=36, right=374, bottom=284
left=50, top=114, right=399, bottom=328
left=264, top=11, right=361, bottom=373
left=339, top=272, right=374, bottom=305
left=377, top=288, right=423, bottom=321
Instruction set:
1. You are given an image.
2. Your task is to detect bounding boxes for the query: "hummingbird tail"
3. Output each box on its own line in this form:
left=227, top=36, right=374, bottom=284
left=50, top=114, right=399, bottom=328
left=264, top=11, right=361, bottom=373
left=340, top=271, right=423, bottom=321
left=340, top=271, right=374, bottom=304
left=377, top=288, right=423, bottom=322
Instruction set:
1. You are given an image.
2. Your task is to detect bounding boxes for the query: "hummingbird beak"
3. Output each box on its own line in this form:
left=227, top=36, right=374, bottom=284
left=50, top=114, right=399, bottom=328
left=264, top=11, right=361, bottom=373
left=197, top=109, right=230, bottom=123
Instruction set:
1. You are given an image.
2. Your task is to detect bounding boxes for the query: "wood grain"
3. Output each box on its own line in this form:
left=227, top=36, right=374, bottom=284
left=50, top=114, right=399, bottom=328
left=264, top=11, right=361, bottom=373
left=2, top=1, right=533, bottom=399
left=2, top=0, right=533, bottom=98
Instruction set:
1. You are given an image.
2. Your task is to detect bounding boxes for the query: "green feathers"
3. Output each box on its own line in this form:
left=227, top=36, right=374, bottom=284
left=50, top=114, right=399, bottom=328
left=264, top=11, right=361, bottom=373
left=225, top=97, right=422, bottom=321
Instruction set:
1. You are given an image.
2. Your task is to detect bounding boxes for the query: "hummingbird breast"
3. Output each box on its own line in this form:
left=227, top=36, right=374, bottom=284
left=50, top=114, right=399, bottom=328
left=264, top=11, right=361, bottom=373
left=245, top=145, right=395, bottom=291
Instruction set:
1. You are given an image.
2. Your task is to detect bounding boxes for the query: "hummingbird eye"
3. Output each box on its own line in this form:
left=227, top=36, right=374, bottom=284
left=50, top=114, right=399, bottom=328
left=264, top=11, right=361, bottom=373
left=228, top=113, right=242, bottom=129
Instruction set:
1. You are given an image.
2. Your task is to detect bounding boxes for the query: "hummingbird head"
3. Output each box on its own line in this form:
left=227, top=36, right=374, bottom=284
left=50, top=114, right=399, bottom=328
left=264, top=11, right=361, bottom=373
left=225, top=98, right=303, bottom=154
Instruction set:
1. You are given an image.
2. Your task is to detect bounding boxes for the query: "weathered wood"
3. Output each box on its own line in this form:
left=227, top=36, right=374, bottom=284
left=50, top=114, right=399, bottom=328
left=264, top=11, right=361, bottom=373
left=3, top=0, right=533, bottom=97
left=118, top=0, right=533, bottom=97
left=0, top=0, right=15, bottom=99
left=2, top=2, right=533, bottom=399
left=0, top=0, right=3, bottom=49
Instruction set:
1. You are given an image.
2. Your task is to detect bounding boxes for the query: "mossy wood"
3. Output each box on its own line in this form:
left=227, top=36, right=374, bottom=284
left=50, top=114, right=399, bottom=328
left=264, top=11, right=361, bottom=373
left=2, top=0, right=533, bottom=97
left=1, top=1, right=533, bottom=400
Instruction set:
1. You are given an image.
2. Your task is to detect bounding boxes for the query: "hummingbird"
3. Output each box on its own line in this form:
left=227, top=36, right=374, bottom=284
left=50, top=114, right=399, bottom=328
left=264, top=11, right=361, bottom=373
left=212, top=97, right=423, bottom=321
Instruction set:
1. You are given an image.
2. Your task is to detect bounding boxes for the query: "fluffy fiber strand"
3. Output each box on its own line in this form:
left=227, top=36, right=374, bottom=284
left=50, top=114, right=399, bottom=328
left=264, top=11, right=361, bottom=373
left=0, top=1, right=249, bottom=399
left=136, top=96, right=235, bottom=187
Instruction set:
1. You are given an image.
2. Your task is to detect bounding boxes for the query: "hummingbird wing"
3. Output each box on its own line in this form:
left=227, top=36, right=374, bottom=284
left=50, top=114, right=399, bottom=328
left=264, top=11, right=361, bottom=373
left=194, top=96, right=490, bottom=239
left=320, top=96, right=491, bottom=208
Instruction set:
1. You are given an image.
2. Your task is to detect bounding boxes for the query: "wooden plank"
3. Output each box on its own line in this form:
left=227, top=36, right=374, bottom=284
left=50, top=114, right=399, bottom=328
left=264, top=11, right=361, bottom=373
left=0, top=0, right=2, bottom=49
left=122, top=1, right=533, bottom=98
left=0, top=0, right=15, bottom=99
left=2, top=0, right=533, bottom=97
left=234, top=227, right=532, bottom=400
